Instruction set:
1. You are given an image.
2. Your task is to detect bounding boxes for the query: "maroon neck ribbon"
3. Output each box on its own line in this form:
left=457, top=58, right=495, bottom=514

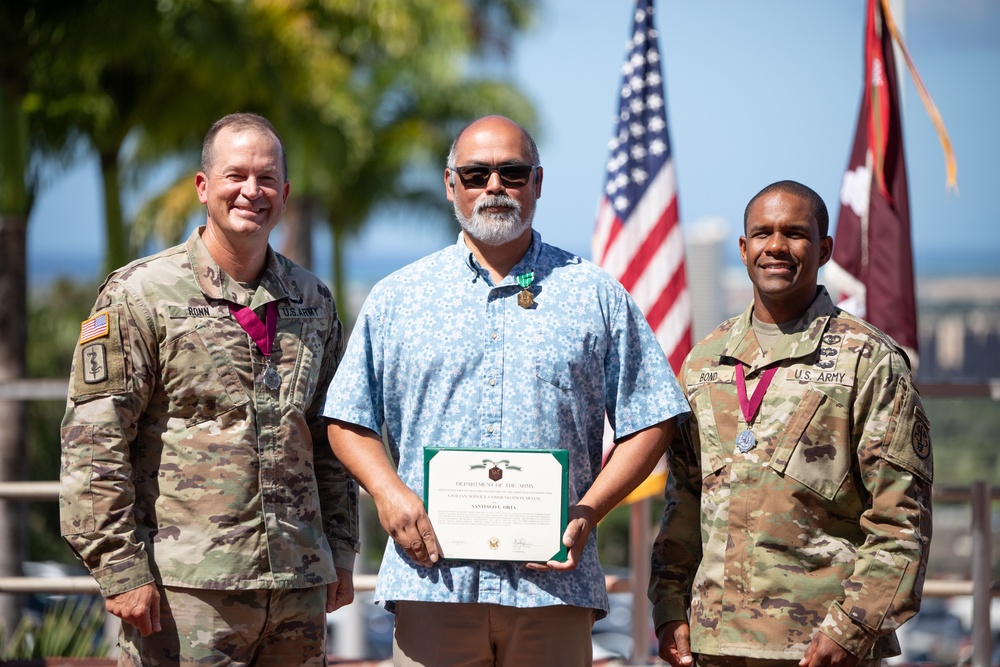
left=735, top=363, right=778, bottom=426
left=228, top=301, right=277, bottom=357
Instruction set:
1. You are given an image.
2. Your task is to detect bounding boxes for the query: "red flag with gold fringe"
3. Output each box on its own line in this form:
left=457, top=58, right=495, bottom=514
left=828, top=0, right=957, bottom=362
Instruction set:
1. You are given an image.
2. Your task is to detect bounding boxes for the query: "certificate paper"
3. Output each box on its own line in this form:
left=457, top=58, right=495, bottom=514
left=424, top=448, right=569, bottom=562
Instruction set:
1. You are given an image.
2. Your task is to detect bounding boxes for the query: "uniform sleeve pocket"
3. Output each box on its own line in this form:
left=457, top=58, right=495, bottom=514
left=882, top=381, right=933, bottom=484
left=72, top=307, right=128, bottom=399
left=842, top=548, right=908, bottom=632
left=59, top=424, right=96, bottom=535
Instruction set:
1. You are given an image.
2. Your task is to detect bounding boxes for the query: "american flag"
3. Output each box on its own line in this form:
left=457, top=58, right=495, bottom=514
left=80, top=312, right=109, bottom=343
left=593, top=0, right=691, bottom=373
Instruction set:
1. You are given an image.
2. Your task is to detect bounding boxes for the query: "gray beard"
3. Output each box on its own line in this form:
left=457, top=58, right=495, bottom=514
left=454, top=195, right=532, bottom=246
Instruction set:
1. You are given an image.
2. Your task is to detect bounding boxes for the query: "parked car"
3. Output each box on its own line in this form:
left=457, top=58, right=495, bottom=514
left=21, top=560, right=97, bottom=619
left=326, top=591, right=394, bottom=660
left=888, top=600, right=970, bottom=666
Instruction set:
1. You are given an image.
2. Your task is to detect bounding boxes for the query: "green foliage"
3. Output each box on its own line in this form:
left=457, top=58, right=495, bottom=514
left=0, top=596, right=110, bottom=659
left=360, top=495, right=390, bottom=572
left=10, top=0, right=540, bottom=279
left=922, top=396, right=1000, bottom=486
left=597, top=498, right=667, bottom=570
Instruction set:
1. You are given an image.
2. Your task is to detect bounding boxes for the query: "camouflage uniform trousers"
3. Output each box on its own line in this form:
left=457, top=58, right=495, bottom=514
left=117, top=585, right=328, bottom=666
left=694, top=655, right=881, bottom=667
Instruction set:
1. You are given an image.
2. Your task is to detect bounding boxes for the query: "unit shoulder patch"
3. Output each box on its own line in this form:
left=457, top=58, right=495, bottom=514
left=81, top=343, right=109, bottom=384
left=912, top=407, right=931, bottom=460
left=72, top=308, right=127, bottom=398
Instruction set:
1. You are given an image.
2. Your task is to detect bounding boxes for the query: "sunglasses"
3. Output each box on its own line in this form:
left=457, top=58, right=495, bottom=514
left=453, top=164, right=537, bottom=188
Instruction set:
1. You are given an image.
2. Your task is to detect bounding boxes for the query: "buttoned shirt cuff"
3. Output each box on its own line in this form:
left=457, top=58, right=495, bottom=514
left=819, top=601, right=878, bottom=658
left=329, top=543, right=357, bottom=572
left=92, top=556, right=155, bottom=598
left=651, top=597, right=690, bottom=633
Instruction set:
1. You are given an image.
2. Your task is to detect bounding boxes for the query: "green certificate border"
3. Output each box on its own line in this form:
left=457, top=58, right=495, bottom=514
left=424, top=447, right=569, bottom=563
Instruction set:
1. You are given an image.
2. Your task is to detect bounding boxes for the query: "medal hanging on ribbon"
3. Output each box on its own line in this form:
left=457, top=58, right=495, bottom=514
left=735, top=363, right=778, bottom=453
left=516, top=270, right=535, bottom=309
left=263, top=365, right=280, bottom=390
left=228, top=301, right=280, bottom=391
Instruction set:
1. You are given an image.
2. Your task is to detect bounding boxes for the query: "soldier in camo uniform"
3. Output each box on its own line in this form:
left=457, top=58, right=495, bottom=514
left=649, top=180, right=932, bottom=667
left=59, top=113, right=359, bottom=665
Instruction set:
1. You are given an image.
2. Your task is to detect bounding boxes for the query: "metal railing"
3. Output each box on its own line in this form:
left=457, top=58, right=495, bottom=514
left=1, top=478, right=996, bottom=665
left=2, top=377, right=999, bottom=665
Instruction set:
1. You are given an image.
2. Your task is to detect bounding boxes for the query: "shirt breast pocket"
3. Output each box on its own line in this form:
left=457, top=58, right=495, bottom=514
left=686, top=385, right=728, bottom=480
left=280, top=319, right=325, bottom=412
left=161, top=323, right=245, bottom=426
left=768, top=387, right=852, bottom=501
left=533, top=325, right=597, bottom=391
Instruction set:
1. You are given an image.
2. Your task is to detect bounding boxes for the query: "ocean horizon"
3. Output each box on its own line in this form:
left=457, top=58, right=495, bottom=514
left=28, top=244, right=1000, bottom=293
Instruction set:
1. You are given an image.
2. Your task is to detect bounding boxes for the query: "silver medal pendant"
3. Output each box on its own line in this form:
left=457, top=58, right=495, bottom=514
left=736, top=429, right=756, bottom=453
left=263, top=366, right=280, bottom=391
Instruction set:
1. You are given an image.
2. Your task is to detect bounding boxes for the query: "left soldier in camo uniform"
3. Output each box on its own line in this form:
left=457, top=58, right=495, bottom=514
left=649, top=180, right=932, bottom=667
left=59, top=112, right=359, bottom=666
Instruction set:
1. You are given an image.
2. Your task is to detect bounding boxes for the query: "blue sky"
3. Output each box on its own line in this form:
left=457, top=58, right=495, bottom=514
left=27, top=0, right=1000, bottom=285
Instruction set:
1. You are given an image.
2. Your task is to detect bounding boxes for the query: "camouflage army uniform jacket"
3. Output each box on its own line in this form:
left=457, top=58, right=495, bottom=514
left=649, top=287, right=932, bottom=660
left=60, top=228, right=359, bottom=598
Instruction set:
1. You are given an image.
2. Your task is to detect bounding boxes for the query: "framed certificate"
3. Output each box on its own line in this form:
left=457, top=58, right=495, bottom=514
left=423, top=448, right=569, bottom=562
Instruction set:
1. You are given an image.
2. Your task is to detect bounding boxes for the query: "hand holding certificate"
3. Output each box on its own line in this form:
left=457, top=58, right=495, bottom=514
left=424, top=448, right=569, bottom=562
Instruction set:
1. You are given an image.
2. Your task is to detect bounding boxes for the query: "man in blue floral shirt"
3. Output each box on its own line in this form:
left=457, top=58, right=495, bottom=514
left=323, top=115, right=689, bottom=667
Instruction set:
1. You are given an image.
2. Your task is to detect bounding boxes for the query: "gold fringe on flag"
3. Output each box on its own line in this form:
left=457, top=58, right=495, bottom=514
left=880, top=0, right=959, bottom=193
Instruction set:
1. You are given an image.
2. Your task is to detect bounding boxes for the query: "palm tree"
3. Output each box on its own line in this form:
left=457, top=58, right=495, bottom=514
left=271, top=0, right=540, bottom=314
left=2, top=0, right=540, bottom=632
left=316, top=77, right=537, bottom=319
left=0, top=0, right=82, bottom=633
left=128, top=0, right=540, bottom=319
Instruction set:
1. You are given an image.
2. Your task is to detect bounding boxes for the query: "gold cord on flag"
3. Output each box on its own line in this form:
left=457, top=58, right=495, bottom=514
left=879, top=0, right=959, bottom=194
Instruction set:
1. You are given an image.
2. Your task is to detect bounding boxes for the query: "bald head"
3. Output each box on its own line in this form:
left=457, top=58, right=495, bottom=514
left=447, top=116, right=539, bottom=170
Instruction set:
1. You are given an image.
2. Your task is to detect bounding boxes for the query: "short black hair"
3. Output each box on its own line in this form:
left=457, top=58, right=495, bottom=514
left=201, top=112, right=288, bottom=182
left=743, top=180, right=829, bottom=237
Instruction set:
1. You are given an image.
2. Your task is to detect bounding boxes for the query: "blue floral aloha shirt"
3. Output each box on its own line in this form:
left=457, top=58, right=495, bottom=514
left=323, top=230, right=689, bottom=616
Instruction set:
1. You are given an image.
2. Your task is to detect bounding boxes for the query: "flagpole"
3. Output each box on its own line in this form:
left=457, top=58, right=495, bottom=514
left=629, top=497, right=652, bottom=664
left=593, top=1, right=691, bottom=661
left=891, top=0, right=906, bottom=114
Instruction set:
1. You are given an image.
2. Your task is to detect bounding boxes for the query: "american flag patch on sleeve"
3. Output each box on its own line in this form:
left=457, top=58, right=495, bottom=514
left=80, top=312, right=110, bottom=344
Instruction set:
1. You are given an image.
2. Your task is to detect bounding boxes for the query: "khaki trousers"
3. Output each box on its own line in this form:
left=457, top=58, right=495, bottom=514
left=695, top=655, right=882, bottom=667
left=392, top=600, right=596, bottom=667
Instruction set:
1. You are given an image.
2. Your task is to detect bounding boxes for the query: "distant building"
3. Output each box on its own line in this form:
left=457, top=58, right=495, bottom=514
left=683, top=219, right=1000, bottom=383
left=684, top=218, right=729, bottom=342
left=915, top=276, right=1000, bottom=382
